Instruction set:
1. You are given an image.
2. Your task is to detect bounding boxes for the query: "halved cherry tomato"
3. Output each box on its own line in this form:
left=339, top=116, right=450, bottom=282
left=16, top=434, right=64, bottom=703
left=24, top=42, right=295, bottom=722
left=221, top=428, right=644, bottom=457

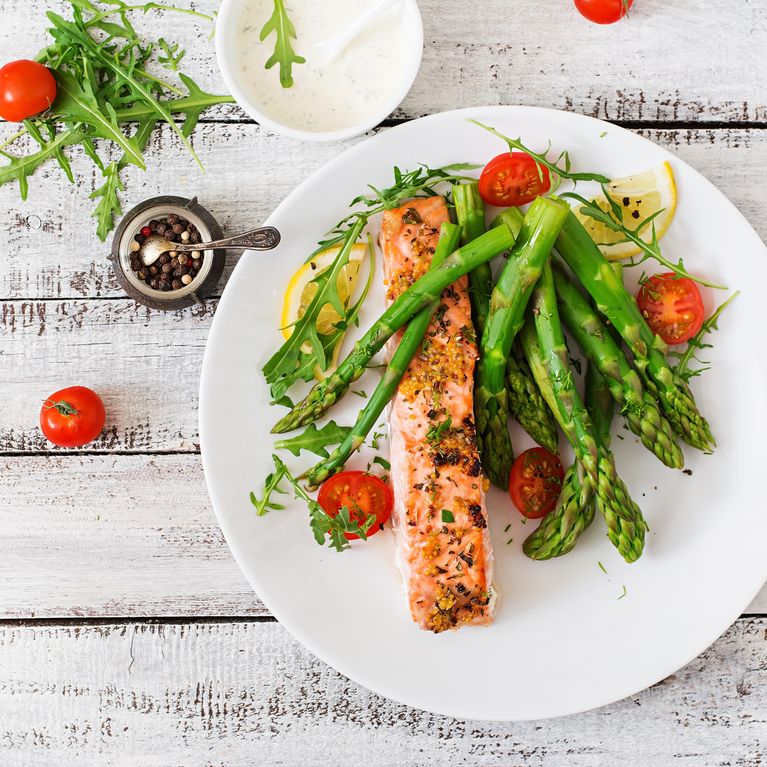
left=0, top=60, right=57, bottom=122
left=509, top=447, right=564, bottom=519
left=574, top=0, right=633, bottom=24
left=478, top=152, right=551, bottom=207
left=636, top=273, right=704, bottom=345
left=317, top=471, right=393, bottom=539
left=40, top=386, right=106, bottom=448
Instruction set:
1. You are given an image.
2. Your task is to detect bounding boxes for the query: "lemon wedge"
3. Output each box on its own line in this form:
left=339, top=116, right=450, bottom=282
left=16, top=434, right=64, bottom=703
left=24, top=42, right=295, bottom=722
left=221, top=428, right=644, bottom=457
left=573, top=162, right=677, bottom=261
left=281, top=242, right=368, bottom=377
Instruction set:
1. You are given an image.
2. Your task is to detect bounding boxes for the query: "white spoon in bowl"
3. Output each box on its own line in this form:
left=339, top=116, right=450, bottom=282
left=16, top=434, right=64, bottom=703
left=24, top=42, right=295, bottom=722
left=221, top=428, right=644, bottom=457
left=312, top=0, right=403, bottom=65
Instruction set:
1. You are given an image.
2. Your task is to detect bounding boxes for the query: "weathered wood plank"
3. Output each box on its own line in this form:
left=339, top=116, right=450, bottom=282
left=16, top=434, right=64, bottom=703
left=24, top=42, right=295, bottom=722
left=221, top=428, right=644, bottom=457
left=0, top=299, right=214, bottom=453
left=0, top=455, right=266, bottom=619
left=0, top=453, right=762, bottom=620
left=1, top=126, right=765, bottom=301
left=2, top=0, right=765, bottom=127
left=0, top=619, right=764, bottom=765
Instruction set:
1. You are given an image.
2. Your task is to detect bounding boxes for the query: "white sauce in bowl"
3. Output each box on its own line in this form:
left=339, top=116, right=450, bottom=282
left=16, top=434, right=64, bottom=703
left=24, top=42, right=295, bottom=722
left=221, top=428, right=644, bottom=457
left=236, top=0, right=418, bottom=133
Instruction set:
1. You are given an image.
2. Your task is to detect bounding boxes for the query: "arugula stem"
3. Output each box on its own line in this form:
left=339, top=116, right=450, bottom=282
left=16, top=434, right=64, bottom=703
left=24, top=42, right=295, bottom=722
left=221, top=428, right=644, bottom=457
left=0, top=127, right=29, bottom=151
left=84, top=2, right=215, bottom=25
left=470, top=120, right=611, bottom=185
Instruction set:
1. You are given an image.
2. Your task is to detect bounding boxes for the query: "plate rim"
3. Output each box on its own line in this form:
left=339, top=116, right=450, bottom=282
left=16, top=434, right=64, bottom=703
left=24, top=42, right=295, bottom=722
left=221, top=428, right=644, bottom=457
left=200, top=104, right=767, bottom=721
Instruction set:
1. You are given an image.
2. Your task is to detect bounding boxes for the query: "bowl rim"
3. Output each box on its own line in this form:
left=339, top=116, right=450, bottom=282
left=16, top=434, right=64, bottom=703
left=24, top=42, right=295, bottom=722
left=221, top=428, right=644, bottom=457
left=214, top=0, right=424, bottom=142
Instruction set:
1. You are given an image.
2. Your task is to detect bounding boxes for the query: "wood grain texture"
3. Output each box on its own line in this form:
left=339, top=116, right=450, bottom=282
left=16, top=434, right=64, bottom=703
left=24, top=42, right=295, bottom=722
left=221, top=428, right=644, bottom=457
left=0, top=619, right=764, bottom=766
left=0, top=454, right=266, bottom=619
left=2, top=125, right=767, bottom=301
left=2, top=0, right=765, bottom=127
left=0, top=453, right=762, bottom=620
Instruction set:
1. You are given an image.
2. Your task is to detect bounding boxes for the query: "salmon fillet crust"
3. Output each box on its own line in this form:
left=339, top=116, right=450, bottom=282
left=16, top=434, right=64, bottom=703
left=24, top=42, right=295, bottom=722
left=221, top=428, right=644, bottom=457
left=380, top=196, right=496, bottom=633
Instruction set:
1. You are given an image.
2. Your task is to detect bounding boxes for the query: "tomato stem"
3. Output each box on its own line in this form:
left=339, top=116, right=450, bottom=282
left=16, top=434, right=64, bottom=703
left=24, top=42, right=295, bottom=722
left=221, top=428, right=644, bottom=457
left=46, top=399, right=79, bottom=417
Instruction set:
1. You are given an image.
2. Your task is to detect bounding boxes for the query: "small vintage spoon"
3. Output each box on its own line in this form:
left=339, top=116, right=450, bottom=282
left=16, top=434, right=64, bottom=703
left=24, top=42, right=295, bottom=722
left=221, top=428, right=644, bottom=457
left=140, top=226, right=281, bottom=266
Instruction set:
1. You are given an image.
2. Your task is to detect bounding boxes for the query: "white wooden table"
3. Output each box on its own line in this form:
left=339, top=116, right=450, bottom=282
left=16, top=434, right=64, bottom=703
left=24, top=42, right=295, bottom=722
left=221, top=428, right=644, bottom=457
left=1, top=1, right=765, bottom=764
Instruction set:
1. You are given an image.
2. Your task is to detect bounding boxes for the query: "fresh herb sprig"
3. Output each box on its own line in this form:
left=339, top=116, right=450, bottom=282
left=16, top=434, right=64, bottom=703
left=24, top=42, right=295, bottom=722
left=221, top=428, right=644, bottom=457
left=275, top=420, right=352, bottom=458
left=251, top=455, right=375, bottom=552
left=672, top=291, right=740, bottom=380
left=263, top=164, right=479, bottom=400
left=563, top=191, right=727, bottom=290
left=426, top=415, right=452, bottom=445
left=470, top=120, right=611, bottom=189
left=0, top=0, right=233, bottom=240
left=259, top=0, right=305, bottom=88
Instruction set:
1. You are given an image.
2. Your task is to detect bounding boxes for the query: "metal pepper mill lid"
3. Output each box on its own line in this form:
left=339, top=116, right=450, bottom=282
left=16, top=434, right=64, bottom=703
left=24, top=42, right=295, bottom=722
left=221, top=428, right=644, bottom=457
left=109, top=195, right=226, bottom=310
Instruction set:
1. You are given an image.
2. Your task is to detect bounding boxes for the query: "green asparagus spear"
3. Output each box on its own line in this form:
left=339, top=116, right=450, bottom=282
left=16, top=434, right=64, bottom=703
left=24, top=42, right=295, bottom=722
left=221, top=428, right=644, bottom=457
left=272, top=224, right=516, bottom=434
left=521, top=353, right=615, bottom=560
left=475, top=196, right=570, bottom=488
left=519, top=321, right=595, bottom=559
left=491, top=207, right=525, bottom=241
left=585, top=362, right=615, bottom=447
left=553, top=265, right=684, bottom=469
left=555, top=212, right=715, bottom=452
left=304, top=223, right=463, bottom=488
left=522, top=262, right=646, bottom=563
left=492, top=208, right=559, bottom=451
left=455, top=182, right=491, bottom=336
left=505, top=353, right=559, bottom=452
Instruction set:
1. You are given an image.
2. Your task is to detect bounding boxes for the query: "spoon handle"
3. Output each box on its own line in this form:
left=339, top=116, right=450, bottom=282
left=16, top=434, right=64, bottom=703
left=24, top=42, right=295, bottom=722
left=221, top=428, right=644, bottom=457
left=176, top=226, right=281, bottom=252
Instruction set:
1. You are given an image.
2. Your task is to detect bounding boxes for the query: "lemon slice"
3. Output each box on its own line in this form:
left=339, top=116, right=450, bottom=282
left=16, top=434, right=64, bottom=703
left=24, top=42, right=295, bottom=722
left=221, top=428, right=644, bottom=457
left=574, top=162, right=677, bottom=261
left=281, top=242, right=367, bottom=377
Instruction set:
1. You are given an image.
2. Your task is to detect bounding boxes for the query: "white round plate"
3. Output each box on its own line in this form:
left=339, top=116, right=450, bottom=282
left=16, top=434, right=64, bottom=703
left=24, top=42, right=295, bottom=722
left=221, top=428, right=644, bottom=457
left=200, top=106, right=767, bottom=721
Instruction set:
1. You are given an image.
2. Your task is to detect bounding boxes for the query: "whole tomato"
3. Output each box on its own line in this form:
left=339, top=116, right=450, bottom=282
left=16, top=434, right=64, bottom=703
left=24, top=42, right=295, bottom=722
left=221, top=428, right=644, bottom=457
left=40, top=386, right=106, bottom=447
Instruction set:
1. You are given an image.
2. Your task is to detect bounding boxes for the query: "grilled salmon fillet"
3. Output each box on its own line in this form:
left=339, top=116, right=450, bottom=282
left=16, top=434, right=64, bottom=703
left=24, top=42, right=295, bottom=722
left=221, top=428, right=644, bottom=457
left=380, top=196, right=496, bottom=633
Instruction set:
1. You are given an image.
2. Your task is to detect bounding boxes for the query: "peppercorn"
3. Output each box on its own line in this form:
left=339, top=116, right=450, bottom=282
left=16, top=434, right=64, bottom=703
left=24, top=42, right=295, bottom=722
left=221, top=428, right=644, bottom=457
left=131, top=214, right=204, bottom=293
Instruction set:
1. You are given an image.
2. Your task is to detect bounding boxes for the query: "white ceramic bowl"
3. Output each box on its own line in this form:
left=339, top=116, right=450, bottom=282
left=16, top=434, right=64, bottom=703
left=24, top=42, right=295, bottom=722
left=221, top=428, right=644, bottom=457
left=215, top=0, right=423, bottom=142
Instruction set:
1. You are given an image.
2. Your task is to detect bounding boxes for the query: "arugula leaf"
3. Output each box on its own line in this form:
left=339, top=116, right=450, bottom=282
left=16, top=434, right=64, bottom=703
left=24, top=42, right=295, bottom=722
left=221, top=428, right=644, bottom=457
left=0, top=127, right=84, bottom=199
left=90, top=162, right=125, bottom=241
left=157, top=37, right=185, bottom=70
left=275, top=420, right=352, bottom=459
left=51, top=70, right=146, bottom=168
left=259, top=0, right=305, bottom=88
left=310, top=503, right=376, bottom=553
left=46, top=10, right=203, bottom=169
left=563, top=190, right=727, bottom=290
left=672, top=291, right=740, bottom=381
left=250, top=460, right=289, bottom=516
left=263, top=217, right=368, bottom=397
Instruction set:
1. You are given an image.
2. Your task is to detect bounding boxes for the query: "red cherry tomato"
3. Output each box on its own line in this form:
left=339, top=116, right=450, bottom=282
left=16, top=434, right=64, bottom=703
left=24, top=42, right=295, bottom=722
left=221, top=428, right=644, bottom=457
left=509, top=447, right=565, bottom=519
left=636, top=273, right=705, bottom=345
left=0, top=60, right=57, bottom=122
left=317, top=471, right=393, bottom=539
left=40, top=386, right=106, bottom=448
left=478, top=152, right=551, bottom=207
left=574, top=0, right=633, bottom=24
